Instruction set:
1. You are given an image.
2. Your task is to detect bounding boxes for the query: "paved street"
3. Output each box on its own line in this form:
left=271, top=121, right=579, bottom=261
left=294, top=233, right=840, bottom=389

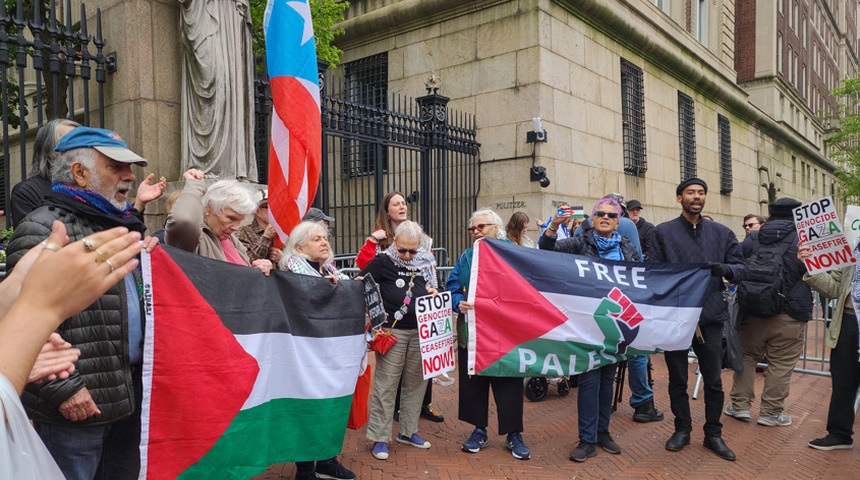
left=257, top=353, right=860, bottom=480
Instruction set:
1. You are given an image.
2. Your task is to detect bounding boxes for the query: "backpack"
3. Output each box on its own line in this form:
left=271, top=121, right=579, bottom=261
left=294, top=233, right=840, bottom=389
left=736, top=230, right=797, bottom=317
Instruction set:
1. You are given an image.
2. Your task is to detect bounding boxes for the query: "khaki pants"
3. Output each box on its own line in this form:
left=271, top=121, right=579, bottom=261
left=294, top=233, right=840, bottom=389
left=730, top=313, right=806, bottom=416
left=366, top=328, right=428, bottom=442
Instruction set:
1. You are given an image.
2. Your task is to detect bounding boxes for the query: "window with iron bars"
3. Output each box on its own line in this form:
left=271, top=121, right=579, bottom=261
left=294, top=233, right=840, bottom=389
left=342, top=53, right=389, bottom=177
left=678, top=92, right=697, bottom=181
left=621, top=59, right=647, bottom=176
left=718, top=114, right=733, bottom=194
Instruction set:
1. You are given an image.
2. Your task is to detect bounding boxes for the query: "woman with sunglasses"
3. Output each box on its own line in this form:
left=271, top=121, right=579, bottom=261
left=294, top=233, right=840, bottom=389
left=539, top=197, right=640, bottom=463
left=358, top=221, right=439, bottom=461
left=355, top=191, right=445, bottom=423
left=446, top=210, right=531, bottom=460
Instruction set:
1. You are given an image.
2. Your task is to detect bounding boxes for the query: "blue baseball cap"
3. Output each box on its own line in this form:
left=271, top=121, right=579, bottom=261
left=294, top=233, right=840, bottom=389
left=54, top=127, right=147, bottom=166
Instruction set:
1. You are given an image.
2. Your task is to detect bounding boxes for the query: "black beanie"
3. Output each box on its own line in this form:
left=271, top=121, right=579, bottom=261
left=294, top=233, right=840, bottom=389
left=676, top=177, right=708, bottom=196
left=768, top=197, right=802, bottom=219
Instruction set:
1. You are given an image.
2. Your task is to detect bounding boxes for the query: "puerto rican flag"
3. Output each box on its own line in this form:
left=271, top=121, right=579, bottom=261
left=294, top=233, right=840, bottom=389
left=466, top=239, right=711, bottom=377
left=264, top=0, right=321, bottom=241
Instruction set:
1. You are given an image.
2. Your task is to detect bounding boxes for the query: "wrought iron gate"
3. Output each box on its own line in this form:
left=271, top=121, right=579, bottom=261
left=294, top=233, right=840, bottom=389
left=0, top=0, right=115, bottom=224
left=255, top=61, right=481, bottom=263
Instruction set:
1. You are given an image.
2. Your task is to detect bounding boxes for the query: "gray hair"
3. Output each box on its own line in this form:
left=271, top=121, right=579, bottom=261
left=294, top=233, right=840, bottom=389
left=280, top=221, right=332, bottom=267
left=393, top=220, right=424, bottom=241
left=51, top=148, right=98, bottom=186
left=31, top=119, right=81, bottom=179
left=202, top=180, right=257, bottom=216
left=469, top=209, right=507, bottom=240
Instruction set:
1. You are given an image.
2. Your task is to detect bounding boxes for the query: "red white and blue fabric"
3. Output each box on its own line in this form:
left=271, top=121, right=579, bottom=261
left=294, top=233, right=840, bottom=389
left=465, top=238, right=711, bottom=377
left=263, top=0, right=321, bottom=242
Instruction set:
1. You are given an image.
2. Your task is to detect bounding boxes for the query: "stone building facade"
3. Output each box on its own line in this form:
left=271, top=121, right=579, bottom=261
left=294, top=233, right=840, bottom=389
left=335, top=0, right=856, bottom=237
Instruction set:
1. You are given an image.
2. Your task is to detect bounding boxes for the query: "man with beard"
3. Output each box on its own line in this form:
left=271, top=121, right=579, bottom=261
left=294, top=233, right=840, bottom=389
left=5, top=127, right=162, bottom=480
left=647, top=178, right=747, bottom=462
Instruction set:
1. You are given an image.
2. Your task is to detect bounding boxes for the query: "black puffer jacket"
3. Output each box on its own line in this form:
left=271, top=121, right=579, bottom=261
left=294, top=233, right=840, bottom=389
left=647, top=214, right=747, bottom=325
left=740, top=219, right=812, bottom=321
left=6, top=192, right=145, bottom=425
left=540, top=230, right=640, bottom=263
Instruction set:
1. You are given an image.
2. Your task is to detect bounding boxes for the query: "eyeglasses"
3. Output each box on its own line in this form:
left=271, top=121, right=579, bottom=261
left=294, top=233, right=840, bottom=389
left=467, top=223, right=492, bottom=232
left=594, top=211, right=619, bottom=219
left=397, top=248, right=419, bottom=255
left=743, top=223, right=759, bottom=229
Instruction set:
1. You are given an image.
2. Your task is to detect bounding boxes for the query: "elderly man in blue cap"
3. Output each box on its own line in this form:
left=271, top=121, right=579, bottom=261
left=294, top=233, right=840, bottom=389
left=5, top=127, right=163, bottom=480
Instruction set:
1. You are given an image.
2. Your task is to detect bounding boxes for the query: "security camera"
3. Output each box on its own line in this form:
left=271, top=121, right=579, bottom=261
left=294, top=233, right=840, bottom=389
left=530, top=166, right=551, bottom=188
left=526, top=117, right=547, bottom=143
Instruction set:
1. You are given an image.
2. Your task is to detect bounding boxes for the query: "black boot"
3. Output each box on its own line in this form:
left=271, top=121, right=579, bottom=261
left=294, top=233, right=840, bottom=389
left=632, top=397, right=664, bottom=423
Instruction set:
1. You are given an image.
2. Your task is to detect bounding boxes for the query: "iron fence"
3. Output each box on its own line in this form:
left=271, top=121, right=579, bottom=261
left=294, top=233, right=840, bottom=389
left=254, top=62, right=481, bottom=262
left=0, top=0, right=114, bottom=223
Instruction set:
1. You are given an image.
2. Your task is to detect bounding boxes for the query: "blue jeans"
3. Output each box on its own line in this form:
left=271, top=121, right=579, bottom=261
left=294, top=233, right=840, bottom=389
left=577, top=363, right=618, bottom=444
left=627, top=354, right=654, bottom=407
left=35, top=369, right=142, bottom=480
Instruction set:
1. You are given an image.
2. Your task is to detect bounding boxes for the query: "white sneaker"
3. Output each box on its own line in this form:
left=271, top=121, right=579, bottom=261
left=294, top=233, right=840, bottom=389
left=757, top=413, right=792, bottom=426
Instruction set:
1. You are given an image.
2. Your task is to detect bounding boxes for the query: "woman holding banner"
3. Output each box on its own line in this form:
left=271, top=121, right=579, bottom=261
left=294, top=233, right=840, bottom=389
left=540, top=197, right=639, bottom=462
left=358, top=221, right=439, bottom=461
left=447, top=210, right=532, bottom=460
left=278, top=221, right=356, bottom=480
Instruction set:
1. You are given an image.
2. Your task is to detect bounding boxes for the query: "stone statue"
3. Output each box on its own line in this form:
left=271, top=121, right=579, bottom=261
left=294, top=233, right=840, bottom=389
left=179, top=0, right=257, bottom=181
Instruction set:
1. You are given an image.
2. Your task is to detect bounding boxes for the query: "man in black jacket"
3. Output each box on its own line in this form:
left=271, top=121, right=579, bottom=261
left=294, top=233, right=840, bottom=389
left=627, top=200, right=654, bottom=258
left=6, top=127, right=161, bottom=480
left=648, top=178, right=747, bottom=461
left=725, top=197, right=811, bottom=427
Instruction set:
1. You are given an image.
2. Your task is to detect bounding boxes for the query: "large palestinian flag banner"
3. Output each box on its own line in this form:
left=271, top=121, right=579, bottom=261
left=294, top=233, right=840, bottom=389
left=467, top=239, right=710, bottom=377
left=139, top=246, right=366, bottom=479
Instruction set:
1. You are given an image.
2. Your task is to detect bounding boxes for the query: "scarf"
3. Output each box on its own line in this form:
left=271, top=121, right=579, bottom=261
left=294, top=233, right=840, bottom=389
left=594, top=230, right=623, bottom=260
left=283, top=254, right=345, bottom=279
left=47, top=185, right=146, bottom=235
left=383, top=240, right=438, bottom=289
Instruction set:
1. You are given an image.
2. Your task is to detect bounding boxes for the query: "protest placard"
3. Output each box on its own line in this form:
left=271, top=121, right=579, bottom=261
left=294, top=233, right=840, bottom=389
left=363, top=274, right=387, bottom=330
left=415, top=291, right=455, bottom=380
left=844, top=205, right=860, bottom=251
left=794, top=196, right=857, bottom=275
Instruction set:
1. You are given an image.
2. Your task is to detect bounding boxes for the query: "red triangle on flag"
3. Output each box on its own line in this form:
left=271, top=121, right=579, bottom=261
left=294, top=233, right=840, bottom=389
left=145, top=248, right=260, bottom=480
left=472, top=242, right=569, bottom=372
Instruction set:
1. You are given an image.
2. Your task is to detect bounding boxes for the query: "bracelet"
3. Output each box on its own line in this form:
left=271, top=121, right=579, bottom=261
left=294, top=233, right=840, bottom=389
left=547, top=224, right=558, bottom=232
left=368, top=236, right=379, bottom=244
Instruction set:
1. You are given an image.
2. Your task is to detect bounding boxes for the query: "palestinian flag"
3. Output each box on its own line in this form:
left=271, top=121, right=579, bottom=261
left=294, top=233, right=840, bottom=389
left=139, top=246, right=366, bottom=479
left=467, top=239, right=710, bottom=377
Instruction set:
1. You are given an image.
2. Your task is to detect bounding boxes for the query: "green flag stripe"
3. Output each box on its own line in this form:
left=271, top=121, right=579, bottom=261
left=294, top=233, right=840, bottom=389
left=179, top=396, right=352, bottom=479
left=483, top=338, right=653, bottom=377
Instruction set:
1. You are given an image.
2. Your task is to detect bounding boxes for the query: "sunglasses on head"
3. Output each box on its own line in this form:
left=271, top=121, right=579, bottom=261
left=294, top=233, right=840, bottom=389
left=595, top=211, right=619, bottom=219
left=467, top=223, right=491, bottom=232
left=743, top=223, right=759, bottom=229
left=397, top=248, right=419, bottom=255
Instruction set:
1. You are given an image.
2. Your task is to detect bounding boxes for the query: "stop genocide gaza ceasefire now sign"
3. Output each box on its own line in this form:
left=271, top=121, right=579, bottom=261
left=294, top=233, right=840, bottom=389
left=794, top=196, right=857, bottom=275
left=415, top=291, right=456, bottom=380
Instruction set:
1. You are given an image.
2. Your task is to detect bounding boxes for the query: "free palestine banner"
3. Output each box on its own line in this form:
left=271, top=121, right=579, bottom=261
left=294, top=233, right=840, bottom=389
left=466, top=239, right=710, bottom=377
left=139, top=246, right=366, bottom=479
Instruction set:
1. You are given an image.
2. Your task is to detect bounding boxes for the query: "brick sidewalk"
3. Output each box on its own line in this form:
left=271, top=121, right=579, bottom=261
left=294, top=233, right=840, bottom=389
left=256, top=359, right=860, bottom=480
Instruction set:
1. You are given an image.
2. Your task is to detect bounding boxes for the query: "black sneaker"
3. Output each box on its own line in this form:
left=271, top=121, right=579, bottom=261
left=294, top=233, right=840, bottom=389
left=597, top=432, right=621, bottom=454
left=569, top=441, right=597, bottom=462
left=315, top=459, right=356, bottom=480
left=295, top=473, right=320, bottom=480
left=808, top=434, right=853, bottom=451
left=632, top=398, right=664, bottom=423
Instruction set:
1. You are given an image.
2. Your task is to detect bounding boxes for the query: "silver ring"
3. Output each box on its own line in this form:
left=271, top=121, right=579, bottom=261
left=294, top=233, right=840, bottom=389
left=104, top=258, right=115, bottom=273
left=82, top=239, right=96, bottom=251
left=40, top=241, right=61, bottom=252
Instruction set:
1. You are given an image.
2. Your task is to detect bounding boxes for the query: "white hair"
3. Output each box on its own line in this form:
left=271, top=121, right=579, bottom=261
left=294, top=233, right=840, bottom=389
left=469, top=209, right=507, bottom=240
left=280, top=221, right=333, bottom=266
left=394, top=220, right=424, bottom=241
left=202, top=180, right=257, bottom=216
